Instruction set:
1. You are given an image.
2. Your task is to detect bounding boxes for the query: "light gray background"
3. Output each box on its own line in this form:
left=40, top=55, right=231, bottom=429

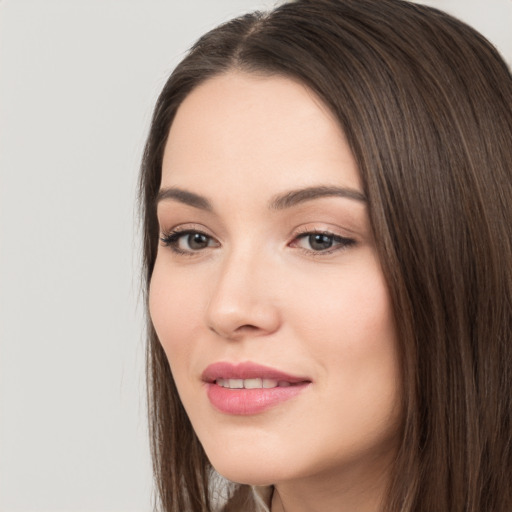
left=1, top=1, right=511, bottom=511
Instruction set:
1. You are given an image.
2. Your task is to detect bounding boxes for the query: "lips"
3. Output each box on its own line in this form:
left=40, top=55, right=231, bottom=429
left=202, top=362, right=311, bottom=415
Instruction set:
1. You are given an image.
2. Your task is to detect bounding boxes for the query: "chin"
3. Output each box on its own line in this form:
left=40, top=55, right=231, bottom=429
left=215, top=468, right=275, bottom=487
left=201, top=440, right=289, bottom=486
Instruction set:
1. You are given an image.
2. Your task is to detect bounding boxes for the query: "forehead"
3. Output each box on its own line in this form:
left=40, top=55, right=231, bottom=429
left=161, top=71, right=361, bottom=196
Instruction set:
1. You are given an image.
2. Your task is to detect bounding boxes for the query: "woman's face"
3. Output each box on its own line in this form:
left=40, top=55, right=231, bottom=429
left=150, top=72, right=401, bottom=489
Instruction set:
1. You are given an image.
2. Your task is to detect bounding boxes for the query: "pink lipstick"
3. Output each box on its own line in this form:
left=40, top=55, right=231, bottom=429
left=202, top=362, right=311, bottom=415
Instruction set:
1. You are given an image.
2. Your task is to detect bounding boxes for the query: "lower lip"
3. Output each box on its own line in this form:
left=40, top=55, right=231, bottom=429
left=206, top=382, right=309, bottom=415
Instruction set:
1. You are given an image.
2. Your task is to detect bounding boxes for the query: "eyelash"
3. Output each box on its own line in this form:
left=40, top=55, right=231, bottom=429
left=159, top=228, right=356, bottom=256
left=160, top=228, right=217, bottom=256
left=291, top=229, right=356, bottom=255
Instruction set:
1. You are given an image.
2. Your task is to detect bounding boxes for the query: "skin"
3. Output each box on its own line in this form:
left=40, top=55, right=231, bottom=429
left=149, top=72, right=402, bottom=512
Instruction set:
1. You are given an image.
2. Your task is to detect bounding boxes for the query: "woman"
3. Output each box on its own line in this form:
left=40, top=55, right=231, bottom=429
left=139, top=0, right=512, bottom=510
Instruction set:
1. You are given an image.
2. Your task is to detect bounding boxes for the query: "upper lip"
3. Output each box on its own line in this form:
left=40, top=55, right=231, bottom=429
left=201, top=361, right=311, bottom=384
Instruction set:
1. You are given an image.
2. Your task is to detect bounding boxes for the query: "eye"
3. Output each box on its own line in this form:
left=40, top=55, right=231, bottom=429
left=292, top=231, right=356, bottom=253
left=305, top=233, right=335, bottom=251
left=160, top=229, right=218, bottom=254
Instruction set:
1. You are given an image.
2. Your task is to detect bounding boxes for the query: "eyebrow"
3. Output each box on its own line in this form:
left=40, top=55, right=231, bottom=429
left=269, top=185, right=366, bottom=209
left=156, top=187, right=213, bottom=211
left=155, top=185, right=366, bottom=211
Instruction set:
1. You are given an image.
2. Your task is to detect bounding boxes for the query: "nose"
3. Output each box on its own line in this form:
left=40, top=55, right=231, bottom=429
left=205, top=251, right=281, bottom=341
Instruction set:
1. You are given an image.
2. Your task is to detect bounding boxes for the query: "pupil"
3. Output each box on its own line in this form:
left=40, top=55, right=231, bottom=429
left=309, top=234, right=333, bottom=251
left=189, top=233, right=208, bottom=250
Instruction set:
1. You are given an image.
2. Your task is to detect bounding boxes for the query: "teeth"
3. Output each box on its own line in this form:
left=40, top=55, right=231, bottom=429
left=216, top=378, right=283, bottom=389
left=244, top=378, right=262, bottom=389
left=228, top=379, right=244, bottom=389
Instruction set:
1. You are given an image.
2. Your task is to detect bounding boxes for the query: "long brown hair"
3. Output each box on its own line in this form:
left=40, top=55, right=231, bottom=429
left=139, top=1, right=512, bottom=510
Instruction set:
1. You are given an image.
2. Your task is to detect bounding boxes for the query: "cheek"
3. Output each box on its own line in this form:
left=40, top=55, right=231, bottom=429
left=148, top=259, right=203, bottom=367
left=285, top=259, right=399, bottom=416
left=286, top=258, right=395, bottom=353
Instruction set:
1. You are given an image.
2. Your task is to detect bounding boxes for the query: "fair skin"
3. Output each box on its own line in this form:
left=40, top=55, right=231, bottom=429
left=149, top=72, right=402, bottom=512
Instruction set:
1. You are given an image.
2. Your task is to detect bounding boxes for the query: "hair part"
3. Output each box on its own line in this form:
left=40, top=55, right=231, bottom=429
left=139, top=1, right=512, bottom=510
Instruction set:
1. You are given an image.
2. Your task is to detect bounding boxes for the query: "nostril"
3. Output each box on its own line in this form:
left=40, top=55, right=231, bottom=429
left=235, top=324, right=259, bottom=333
left=209, top=323, right=260, bottom=339
left=205, top=297, right=281, bottom=339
